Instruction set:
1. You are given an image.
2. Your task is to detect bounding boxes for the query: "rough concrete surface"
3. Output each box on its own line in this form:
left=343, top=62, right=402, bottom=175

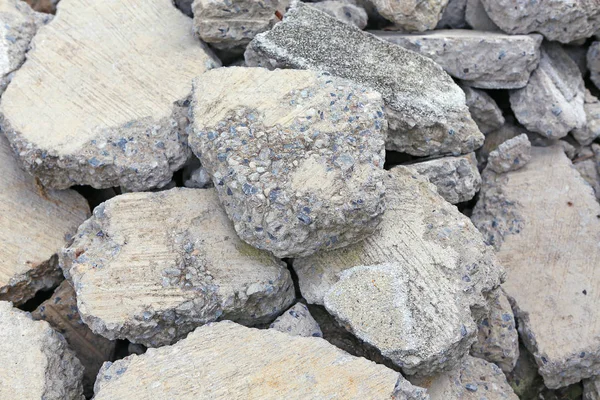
left=461, top=84, right=505, bottom=134
left=487, top=134, right=531, bottom=174
left=370, top=0, right=448, bottom=31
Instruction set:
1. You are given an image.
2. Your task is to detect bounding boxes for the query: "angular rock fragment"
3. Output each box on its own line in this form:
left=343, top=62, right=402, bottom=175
left=405, top=153, right=481, bottom=204
left=370, top=0, right=448, bottom=31
left=374, top=30, right=542, bottom=89
left=436, top=0, right=467, bottom=29
left=32, top=280, right=115, bottom=397
left=295, top=167, right=503, bottom=375
left=93, top=321, right=405, bottom=399
left=190, top=67, right=386, bottom=258
left=487, top=134, right=531, bottom=174
left=590, top=42, right=600, bottom=90
left=246, top=3, right=483, bottom=157
left=461, top=85, right=505, bottom=134
left=0, top=0, right=220, bottom=191
left=584, top=377, right=600, bottom=400
left=0, top=301, right=84, bottom=399
left=573, top=90, right=600, bottom=145
left=310, top=0, right=367, bottom=29
left=510, top=43, right=586, bottom=139
left=477, top=122, right=523, bottom=167
left=472, top=146, right=600, bottom=388
left=480, top=0, right=600, bottom=43
left=464, top=0, right=499, bottom=32
left=410, top=355, right=518, bottom=399
left=0, top=134, right=89, bottom=305
left=471, top=288, right=519, bottom=373
left=61, top=188, right=295, bottom=347
left=270, top=302, right=322, bottom=338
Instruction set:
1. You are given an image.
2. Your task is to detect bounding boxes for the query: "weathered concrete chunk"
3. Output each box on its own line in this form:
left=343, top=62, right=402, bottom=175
left=510, top=43, right=586, bottom=139
left=472, top=145, right=600, bottom=388
left=0, top=301, right=84, bottom=399
left=0, top=0, right=220, bottom=191
left=189, top=67, right=386, bottom=258
left=294, top=167, right=503, bottom=375
left=374, top=30, right=542, bottom=89
left=584, top=377, right=600, bottom=400
left=245, top=3, right=483, bottom=157
left=590, top=42, right=600, bottom=90
left=310, top=0, right=367, bottom=29
left=31, top=280, right=115, bottom=398
left=471, top=287, right=519, bottom=373
left=480, top=0, right=600, bottom=43
left=0, top=134, right=89, bottom=305
left=93, top=321, right=405, bottom=399
left=393, top=377, right=431, bottom=400
left=405, top=153, right=481, bottom=204
left=270, top=302, right=322, bottom=338
left=464, top=0, right=499, bottom=31
left=370, top=0, right=448, bottom=31
left=410, top=355, right=518, bottom=399
left=436, top=0, right=467, bottom=29
left=487, top=134, right=531, bottom=174
left=461, top=85, right=505, bottom=134
left=573, top=89, right=600, bottom=145
left=60, top=188, right=295, bottom=347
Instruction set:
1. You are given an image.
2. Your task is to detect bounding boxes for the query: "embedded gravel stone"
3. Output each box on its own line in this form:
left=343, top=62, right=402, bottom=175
left=245, top=3, right=483, bottom=157
left=487, top=134, right=531, bottom=174
left=294, top=167, right=503, bottom=376
left=369, top=0, right=448, bottom=31
left=405, top=153, right=481, bottom=204
left=189, top=67, right=386, bottom=258
left=510, top=43, right=586, bottom=139
left=461, top=84, right=505, bottom=134
left=573, top=89, right=600, bottom=146
left=436, top=0, right=467, bottom=29
left=310, top=0, right=367, bottom=29
left=464, top=0, right=499, bottom=31
left=590, top=42, right=600, bottom=89
left=480, top=0, right=600, bottom=43
left=92, top=321, right=405, bottom=399
left=269, top=302, right=323, bottom=338
left=373, top=30, right=542, bottom=89
left=0, top=0, right=220, bottom=191
left=60, top=188, right=295, bottom=347
left=0, top=301, right=84, bottom=399
left=0, top=134, right=89, bottom=306
left=472, top=145, right=600, bottom=388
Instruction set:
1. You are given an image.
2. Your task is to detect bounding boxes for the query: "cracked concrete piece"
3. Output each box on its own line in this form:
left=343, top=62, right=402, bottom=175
left=370, top=0, right=448, bottom=31
left=310, top=0, right=367, bottom=29
left=477, top=121, right=525, bottom=168
left=189, top=67, right=386, bottom=258
left=92, top=321, right=403, bottom=399
left=461, top=84, right=505, bottom=134
left=0, top=0, right=220, bottom=191
left=510, top=43, right=586, bottom=139
left=573, top=89, right=600, bottom=146
left=472, top=145, right=600, bottom=388
left=480, top=0, right=600, bottom=43
left=0, top=301, right=84, bottom=399
left=294, top=167, right=503, bottom=376
left=464, top=0, right=499, bottom=31
left=584, top=377, right=600, bottom=400
left=410, top=355, right=518, bottom=399
left=245, top=3, right=483, bottom=157
left=31, top=280, right=115, bottom=398
left=471, top=288, right=519, bottom=373
left=60, top=188, right=295, bottom=347
left=591, top=42, right=600, bottom=90
left=487, top=134, right=531, bottom=174
left=393, top=377, right=431, bottom=400
left=405, top=153, right=481, bottom=204
left=374, top=30, right=542, bottom=89
left=436, top=0, right=467, bottom=29
left=269, top=302, right=322, bottom=338
left=0, top=134, right=89, bottom=306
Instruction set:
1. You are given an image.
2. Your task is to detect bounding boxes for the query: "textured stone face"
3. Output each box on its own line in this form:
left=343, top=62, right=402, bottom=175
left=310, top=1, right=368, bottom=29
left=0, top=301, right=84, bottom=399
left=61, top=188, right=295, bottom=347
left=472, top=146, right=600, bottom=388
left=590, top=42, right=600, bottom=90
left=0, top=134, right=89, bottom=306
left=270, top=302, right=323, bottom=338
left=573, top=89, right=600, bottom=146
left=190, top=67, right=386, bottom=258
left=480, top=0, right=600, bottom=43
left=0, top=0, right=220, bottom=191
left=370, top=0, right=448, bottom=31
left=374, top=30, right=542, bottom=89
left=92, top=321, right=405, bottom=399
left=294, top=167, right=503, bottom=376
left=245, top=3, right=483, bottom=157
left=461, top=85, right=505, bottom=134
left=487, top=134, right=531, bottom=174
left=510, top=43, right=586, bottom=140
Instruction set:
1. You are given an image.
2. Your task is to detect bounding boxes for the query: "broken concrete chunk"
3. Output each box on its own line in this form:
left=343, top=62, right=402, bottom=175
left=374, top=30, right=542, bottom=89
left=246, top=3, right=483, bottom=157
left=0, top=301, right=84, bottom=399
left=190, top=67, right=386, bottom=258
left=0, top=134, right=89, bottom=306
left=590, top=42, right=600, bottom=90
left=295, top=167, right=503, bottom=376
left=464, top=0, right=499, bottom=32
left=269, top=302, right=322, bottom=338
left=435, top=0, right=467, bottom=29
left=0, top=0, right=220, bottom=191
left=31, top=280, right=115, bottom=398
left=487, top=134, right=531, bottom=174
left=510, top=43, right=586, bottom=139
left=584, top=377, right=600, bottom=400
left=477, top=121, right=524, bottom=168
left=574, top=158, right=600, bottom=199
left=310, top=0, right=367, bottom=29
left=370, top=0, right=448, bottom=31
left=93, top=321, right=402, bottom=399
left=405, top=153, right=481, bottom=204
left=461, top=85, right=505, bottom=134
left=480, top=0, right=600, bottom=43
left=60, top=188, right=295, bottom=347
left=471, top=287, right=519, bottom=373
left=472, top=146, right=600, bottom=388
left=573, top=89, right=600, bottom=146
left=410, top=355, right=518, bottom=399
